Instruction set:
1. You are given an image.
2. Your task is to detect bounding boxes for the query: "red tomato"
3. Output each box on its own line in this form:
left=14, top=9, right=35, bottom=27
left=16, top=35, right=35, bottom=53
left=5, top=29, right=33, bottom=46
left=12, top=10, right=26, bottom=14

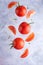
left=25, top=32, right=35, bottom=42
left=11, top=38, right=24, bottom=50
left=15, top=6, right=27, bottom=17
left=18, top=22, right=31, bottom=34
left=8, top=25, right=16, bottom=35
left=26, top=10, right=36, bottom=18
left=20, top=49, right=29, bottom=58
left=8, top=1, right=17, bottom=9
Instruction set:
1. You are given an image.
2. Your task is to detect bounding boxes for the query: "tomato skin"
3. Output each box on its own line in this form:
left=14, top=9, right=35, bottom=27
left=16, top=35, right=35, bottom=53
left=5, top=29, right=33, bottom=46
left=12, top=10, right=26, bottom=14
left=12, top=38, right=24, bottom=50
left=8, top=25, right=16, bottom=35
left=20, top=49, right=29, bottom=58
left=15, top=6, right=27, bottom=17
left=8, top=1, right=17, bottom=8
left=25, top=32, right=35, bottom=42
left=18, top=22, right=31, bottom=34
left=26, top=10, right=36, bottom=18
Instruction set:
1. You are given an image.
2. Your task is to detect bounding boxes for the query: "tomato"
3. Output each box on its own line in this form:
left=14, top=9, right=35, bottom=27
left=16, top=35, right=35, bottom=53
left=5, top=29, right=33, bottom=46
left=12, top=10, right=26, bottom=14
left=15, top=6, right=27, bottom=17
left=8, top=25, right=16, bottom=35
left=26, top=10, right=36, bottom=18
left=20, top=49, right=29, bottom=58
left=8, top=1, right=17, bottom=9
left=11, top=38, right=24, bottom=50
left=25, top=32, right=35, bottom=42
left=18, top=22, right=31, bottom=34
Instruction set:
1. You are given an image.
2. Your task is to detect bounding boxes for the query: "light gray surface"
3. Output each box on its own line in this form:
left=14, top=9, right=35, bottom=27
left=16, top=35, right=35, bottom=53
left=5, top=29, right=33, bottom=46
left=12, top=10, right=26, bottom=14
left=0, top=0, right=43, bottom=65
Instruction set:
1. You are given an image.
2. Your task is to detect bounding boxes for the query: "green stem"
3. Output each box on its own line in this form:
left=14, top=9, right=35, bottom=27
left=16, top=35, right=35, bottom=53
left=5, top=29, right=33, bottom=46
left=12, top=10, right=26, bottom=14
left=18, top=2, right=20, bottom=6
left=10, top=46, right=13, bottom=49
left=9, top=43, right=12, bottom=46
left=8, top=35, right=10, bottom=39
left=13, top=18, right=17, bottom=20
left=27, top=6, right=29, bottom=9
left=29, top=22, right=34, bottom=24
left=28, top=43, right=31, bottom=44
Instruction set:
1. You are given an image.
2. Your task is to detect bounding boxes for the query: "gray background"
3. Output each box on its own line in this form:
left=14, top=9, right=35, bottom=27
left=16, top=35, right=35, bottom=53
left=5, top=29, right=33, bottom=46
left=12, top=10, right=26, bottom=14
left=0, top=0, right=43, bottom=65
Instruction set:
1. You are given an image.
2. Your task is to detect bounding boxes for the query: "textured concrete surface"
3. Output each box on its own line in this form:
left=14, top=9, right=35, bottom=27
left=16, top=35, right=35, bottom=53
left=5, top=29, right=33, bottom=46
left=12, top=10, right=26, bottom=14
left=0, top=0, right=43, bottom=65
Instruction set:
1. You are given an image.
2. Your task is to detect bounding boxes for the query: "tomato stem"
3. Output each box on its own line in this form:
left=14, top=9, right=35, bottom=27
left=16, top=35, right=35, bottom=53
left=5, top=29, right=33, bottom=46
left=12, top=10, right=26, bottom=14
left=27, top=6, right=29, bottom=9
left=9, top=43, right=12, bottom=45
left=29, top=22, right=34, bottom=24
left=10, top=45, right=13, bottom=49
left=13, top=18, right=17, bottom=20
left=18, top=2, right=20, bottom=6
left=9, top=43, right=13, bottom=49
left=26, top=42, right=31, bottom=44
left=8, top=35, right=10, bottom=39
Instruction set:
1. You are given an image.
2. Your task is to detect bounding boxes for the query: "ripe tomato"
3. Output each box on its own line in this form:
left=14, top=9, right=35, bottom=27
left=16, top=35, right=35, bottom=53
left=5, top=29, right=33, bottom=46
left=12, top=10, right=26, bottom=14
left=25, top=32, right=35, bottom=42
left=8, top=25, right=16, bottom=35
left=26, top=10, right=36, bottom=18
left=15, top=6, right=27, bottom=17
left=18, top=22, right=31, bottom=34
left=20, top=49, right=29, bottom=58
left=8, top=1, right=17, bottom=9
left=11, top=38, right=24, bottom=50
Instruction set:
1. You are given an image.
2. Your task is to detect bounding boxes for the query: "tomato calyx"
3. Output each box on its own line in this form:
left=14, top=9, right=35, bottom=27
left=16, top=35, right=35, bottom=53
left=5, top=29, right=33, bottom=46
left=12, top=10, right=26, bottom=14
left=9, top=43, right=13, bottom=49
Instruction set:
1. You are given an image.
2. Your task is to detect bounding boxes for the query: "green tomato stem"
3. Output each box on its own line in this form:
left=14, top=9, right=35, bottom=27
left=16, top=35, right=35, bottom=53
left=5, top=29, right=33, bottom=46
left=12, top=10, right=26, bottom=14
left=29, top=22, right=34, bottom=24
left=18, top=2, right=20, bottom=6
left=10, top=45, right=13, bottom=49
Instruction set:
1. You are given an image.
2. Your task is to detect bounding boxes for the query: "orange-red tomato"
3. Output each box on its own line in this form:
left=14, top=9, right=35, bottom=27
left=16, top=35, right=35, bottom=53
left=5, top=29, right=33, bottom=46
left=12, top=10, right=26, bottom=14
left=25, top=32, right=35, bottom=42
left=26, top=10, right=36, bottom=18
left=8, top=1, right=17, bottom=9
left=8, top=25, right=16, bottom=35
left=15, top=6, right=27, bottom=17
left=20, top=49, right=29, bottom=58
left=12, top=38, right=24, bottom=50
left=18, top=22, right=31, bottom=34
